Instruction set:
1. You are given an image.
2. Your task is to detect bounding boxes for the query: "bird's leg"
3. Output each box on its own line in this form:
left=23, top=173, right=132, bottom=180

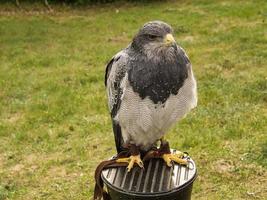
left=116, top=144, right=144, bottom=172
left=159, top=137, right=188, bottom=167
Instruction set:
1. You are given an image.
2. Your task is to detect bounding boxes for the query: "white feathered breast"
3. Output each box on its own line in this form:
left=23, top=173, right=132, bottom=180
left=115, top=64, right=197, bottom=151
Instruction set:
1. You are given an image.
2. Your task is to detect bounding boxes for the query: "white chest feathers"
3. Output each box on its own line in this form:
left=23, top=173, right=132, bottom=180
left=115, top=69, right=197, bottom=151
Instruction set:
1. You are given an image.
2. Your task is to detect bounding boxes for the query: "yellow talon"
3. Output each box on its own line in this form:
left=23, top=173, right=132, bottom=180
left=116, top=154, right=144, bottom=172
left=162, top=151, right=188, bottom=167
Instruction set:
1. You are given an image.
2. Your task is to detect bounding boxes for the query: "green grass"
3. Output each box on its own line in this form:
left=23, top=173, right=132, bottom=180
left=0, top=1, right=266, bottom=199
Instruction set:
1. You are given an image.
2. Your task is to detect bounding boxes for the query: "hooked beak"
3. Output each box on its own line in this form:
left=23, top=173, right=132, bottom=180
left=164, top=33, right=176, bottom=46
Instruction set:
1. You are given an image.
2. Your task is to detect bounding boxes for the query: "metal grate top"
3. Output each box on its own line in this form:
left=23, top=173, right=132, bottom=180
left=102, top=151, right=197, bottom=195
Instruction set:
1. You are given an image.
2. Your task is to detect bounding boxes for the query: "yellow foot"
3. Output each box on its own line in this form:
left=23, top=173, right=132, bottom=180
left=116, top=154, right=144, bottom=172
left=162, top=151, right=188, bottom=167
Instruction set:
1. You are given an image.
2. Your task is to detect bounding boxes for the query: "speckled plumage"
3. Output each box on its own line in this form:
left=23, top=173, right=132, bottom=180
left=105, top=21, right=197, bottom=152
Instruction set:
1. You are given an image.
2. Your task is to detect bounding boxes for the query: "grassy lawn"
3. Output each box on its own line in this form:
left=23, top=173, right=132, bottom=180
left=0, top=0, right=266, bottom=199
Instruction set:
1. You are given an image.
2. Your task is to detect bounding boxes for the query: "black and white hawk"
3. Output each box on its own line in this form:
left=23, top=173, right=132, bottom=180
left=105, top=21, right=197, bottom=171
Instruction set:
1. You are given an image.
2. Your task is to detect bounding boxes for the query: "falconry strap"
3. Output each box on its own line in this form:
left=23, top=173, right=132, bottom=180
left=94, top=151, right=130, bottom=200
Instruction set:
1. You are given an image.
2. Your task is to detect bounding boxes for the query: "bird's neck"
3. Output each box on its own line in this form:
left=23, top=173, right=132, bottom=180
left=130, top=43, right=175, bottom=64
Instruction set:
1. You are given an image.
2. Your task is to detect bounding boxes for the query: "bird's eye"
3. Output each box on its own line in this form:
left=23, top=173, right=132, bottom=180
left=147, top=34, right=158, bottom=40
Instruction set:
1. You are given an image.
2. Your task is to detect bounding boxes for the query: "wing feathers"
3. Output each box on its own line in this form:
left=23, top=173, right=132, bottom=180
left=105, top=50, right=129, bottom=153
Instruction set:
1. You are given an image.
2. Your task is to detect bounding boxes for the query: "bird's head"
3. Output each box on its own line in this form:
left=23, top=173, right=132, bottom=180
left=131, top=21, right=177, bottom=57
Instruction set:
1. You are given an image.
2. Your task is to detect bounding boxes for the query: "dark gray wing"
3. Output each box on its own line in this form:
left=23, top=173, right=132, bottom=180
left=105, top=50, right=128, bottom=153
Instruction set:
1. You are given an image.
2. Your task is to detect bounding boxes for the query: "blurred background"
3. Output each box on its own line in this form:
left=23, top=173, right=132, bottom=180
left=0, top=0, right=266, bottom=199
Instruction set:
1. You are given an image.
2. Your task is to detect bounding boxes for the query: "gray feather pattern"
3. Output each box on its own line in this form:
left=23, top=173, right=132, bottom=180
left=106, top=50, right=129, bottom=117
left=105, top=21, right=197, bottom=151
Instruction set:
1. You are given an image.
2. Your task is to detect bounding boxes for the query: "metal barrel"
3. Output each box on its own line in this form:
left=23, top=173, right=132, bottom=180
left=101, top=151, right=197, bottom=200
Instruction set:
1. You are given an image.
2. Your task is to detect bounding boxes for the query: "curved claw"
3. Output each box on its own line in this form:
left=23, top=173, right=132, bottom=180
left=116, top=154, right=144, bottom=172
left=162, top=152, right=188, bottom=167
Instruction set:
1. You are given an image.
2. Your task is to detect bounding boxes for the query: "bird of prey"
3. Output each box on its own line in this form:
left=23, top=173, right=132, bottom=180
left=105, top=21, right=197, bottom=171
